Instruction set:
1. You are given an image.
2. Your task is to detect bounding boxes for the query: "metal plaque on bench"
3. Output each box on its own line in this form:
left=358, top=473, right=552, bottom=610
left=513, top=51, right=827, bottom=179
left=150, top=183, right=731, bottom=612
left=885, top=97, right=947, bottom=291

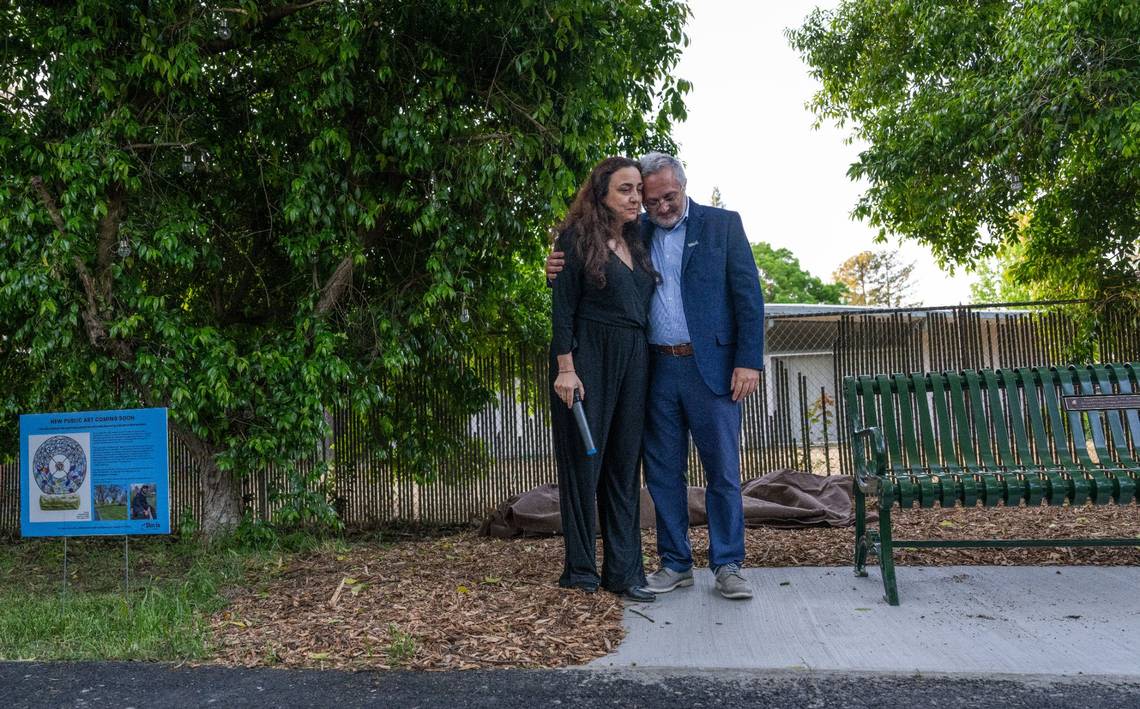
left=1062, top=394, right=1140, bottom=411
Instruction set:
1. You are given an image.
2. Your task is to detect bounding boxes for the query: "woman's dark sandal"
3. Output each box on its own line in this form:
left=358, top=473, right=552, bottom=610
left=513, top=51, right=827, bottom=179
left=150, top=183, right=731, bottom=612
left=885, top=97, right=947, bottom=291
left=619, top=586, right=655, bottom=603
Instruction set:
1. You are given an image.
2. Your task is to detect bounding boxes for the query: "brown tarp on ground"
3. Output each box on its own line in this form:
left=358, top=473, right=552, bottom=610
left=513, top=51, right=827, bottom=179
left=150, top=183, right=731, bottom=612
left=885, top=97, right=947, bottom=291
left=478, top=468, right=855, bottom=538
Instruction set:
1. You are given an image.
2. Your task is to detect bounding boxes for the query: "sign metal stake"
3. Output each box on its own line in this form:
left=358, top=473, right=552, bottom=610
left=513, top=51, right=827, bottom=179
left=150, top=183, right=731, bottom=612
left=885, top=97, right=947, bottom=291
left=124, top=534, right=130, bottom=607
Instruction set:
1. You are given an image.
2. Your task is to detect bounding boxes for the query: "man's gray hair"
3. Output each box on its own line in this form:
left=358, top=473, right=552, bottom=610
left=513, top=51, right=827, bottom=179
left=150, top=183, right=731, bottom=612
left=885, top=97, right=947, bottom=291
left=639, top=152, right=687, bottom=187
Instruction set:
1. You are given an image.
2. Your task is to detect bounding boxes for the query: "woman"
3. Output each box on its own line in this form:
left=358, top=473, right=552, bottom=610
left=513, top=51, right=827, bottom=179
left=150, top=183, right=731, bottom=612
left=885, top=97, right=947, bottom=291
left=550, top=156, right=657, bottom=602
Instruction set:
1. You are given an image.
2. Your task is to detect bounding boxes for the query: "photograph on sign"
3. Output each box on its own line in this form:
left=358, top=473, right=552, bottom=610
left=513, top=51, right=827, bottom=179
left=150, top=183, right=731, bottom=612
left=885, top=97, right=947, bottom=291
left=129, top=483, right=158, bottom=520
left=94, top=484, right=129, bottom=521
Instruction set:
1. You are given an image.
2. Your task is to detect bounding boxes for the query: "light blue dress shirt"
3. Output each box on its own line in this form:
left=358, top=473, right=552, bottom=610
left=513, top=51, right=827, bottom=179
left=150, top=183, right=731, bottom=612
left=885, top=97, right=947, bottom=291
left=648, top=198, right=692, bottom=346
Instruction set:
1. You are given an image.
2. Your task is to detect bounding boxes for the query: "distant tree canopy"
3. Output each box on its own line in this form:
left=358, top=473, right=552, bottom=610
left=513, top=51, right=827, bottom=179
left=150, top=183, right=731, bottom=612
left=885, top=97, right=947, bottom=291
left=709, top=186, right=725, bottom=208
left=833, top=250, right=918, bottom=307
left=750, top=242, right=846, bottom=305
left=968, top=243, right=1037, bottom=305
left=0, top=0, right=690, bottom=537
left=789, top=0, right=1140, bottom=300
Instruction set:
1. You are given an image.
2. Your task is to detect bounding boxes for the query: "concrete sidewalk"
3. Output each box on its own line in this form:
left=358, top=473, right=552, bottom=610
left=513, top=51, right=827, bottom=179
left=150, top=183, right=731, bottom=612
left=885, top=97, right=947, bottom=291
left=589, top=566, right=1140, bottom=677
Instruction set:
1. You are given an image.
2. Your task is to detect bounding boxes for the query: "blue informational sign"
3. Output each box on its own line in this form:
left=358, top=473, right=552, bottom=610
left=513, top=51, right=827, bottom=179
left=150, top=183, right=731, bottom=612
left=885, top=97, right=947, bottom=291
left=20, top=407, right=170, bottom=537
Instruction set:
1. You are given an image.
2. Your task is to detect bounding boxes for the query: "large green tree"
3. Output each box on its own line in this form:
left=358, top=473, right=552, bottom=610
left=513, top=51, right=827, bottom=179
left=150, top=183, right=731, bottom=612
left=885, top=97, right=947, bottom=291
left=789, top=0, right=1140, bottom=299
left=0, top=1, right=690, bottom=538
left=750, top=242, right=846, bottom=304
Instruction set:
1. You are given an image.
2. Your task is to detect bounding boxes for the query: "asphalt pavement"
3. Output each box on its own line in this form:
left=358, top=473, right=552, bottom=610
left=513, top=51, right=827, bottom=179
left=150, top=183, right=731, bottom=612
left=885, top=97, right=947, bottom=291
left=3, top=662, right=1140, bottom=709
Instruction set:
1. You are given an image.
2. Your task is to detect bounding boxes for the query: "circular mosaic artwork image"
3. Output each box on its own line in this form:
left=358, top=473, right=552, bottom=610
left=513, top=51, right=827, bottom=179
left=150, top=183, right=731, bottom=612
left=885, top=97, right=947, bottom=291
left=32, top=435, right=88, bottom=495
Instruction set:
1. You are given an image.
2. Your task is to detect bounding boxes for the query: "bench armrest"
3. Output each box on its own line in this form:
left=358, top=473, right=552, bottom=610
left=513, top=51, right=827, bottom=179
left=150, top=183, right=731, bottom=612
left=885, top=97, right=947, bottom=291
left=850, top=426, right=886, bottom=494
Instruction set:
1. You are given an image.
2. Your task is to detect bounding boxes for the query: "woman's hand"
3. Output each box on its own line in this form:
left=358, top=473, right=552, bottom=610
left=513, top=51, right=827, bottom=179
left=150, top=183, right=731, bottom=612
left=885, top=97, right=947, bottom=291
left=554, top=371, right=584, bottom=409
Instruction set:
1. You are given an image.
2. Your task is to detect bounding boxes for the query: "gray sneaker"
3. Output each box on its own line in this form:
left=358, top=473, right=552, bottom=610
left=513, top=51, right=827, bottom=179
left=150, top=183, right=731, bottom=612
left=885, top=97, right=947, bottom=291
left=715, top=563, right=753, bottom=600
left=645, top=566, right=694, bottom=593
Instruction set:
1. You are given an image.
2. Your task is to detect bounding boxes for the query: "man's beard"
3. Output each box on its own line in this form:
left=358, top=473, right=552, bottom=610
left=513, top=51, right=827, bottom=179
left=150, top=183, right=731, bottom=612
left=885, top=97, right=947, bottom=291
left=650, top=213, right=683, bottom=229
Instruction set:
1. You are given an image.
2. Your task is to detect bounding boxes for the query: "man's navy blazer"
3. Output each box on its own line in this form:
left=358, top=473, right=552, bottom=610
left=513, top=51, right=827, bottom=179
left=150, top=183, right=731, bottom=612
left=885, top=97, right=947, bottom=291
left=640, top=200, right=765, bottom=396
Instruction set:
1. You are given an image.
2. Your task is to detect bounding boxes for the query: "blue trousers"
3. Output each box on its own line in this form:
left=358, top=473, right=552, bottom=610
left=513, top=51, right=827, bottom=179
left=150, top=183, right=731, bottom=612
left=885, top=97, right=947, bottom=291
left=643, top=352, right=745, bottom=572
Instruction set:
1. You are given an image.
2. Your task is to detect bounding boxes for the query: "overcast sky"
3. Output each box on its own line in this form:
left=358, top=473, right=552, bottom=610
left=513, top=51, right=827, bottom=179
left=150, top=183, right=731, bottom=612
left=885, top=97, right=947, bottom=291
left=670, top=0, right=976, bottom=305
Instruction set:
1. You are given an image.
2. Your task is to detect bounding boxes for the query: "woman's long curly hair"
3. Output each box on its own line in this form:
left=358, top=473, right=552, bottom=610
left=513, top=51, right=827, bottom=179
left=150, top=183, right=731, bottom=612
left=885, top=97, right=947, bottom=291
left=554, top=156, right=656, bottom=289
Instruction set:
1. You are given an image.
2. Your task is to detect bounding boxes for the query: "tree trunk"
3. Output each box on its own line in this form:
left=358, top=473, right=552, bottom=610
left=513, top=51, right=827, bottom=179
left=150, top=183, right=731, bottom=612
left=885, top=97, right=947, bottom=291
left=200, top=458, right=243, bottom=540
left=177, top=428, right=243, bottom=541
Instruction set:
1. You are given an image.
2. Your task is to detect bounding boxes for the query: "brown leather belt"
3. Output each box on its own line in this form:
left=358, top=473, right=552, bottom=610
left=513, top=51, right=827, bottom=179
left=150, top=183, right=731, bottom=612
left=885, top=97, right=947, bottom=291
left=651, top=342, right=694, bottom=356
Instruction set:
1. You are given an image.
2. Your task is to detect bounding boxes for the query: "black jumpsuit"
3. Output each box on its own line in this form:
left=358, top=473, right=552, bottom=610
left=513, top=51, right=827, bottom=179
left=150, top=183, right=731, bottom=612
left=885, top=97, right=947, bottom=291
left=550, top=228, right=654, bottom=593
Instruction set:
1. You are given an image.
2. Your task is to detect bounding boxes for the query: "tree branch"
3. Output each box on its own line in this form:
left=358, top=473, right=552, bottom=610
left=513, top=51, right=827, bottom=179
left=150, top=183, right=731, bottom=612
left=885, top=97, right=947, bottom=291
left=316, top=256, right=354, bottom=315
left=315, top=216, right=389, bottom=317
left=31, top=177, right=110, bottom=347
left=489, top=86, right=555, bottom=138
left=95, top=185, right=124, bottom=304
left=30, top=176, right=66, bottom=235
left=123, top=141, right=197, bottom=151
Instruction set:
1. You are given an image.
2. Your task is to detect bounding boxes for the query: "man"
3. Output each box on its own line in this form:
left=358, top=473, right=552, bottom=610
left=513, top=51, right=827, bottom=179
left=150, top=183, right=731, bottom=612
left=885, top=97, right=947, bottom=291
left=546, top=152, right=764, bottom=600
left=131, top=486, right=154, bottom=520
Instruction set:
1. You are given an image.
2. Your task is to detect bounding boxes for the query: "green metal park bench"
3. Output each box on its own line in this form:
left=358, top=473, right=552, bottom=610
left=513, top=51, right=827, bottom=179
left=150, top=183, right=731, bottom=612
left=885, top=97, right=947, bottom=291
left=843, top=363, right=1140, bottom=605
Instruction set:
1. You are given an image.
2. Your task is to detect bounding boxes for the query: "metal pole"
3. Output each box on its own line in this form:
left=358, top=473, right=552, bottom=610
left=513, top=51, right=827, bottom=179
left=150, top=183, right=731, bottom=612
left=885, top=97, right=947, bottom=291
left=821, top=386, right=832, bottom=475
left=62, top=536, right=68, bottom=595
left=124, top=535, right=129, bottom=606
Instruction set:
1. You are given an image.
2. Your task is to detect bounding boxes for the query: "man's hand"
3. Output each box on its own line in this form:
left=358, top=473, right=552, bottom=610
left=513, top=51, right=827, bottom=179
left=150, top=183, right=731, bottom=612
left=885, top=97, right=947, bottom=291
left=545, top=250, right=565, bottom=280
left=730, top=367, right=760, bottom=402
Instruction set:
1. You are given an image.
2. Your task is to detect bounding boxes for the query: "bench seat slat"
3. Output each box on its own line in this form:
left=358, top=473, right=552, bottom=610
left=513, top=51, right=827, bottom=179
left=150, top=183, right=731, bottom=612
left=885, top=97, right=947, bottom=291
left=875, top=464, right=1132, bottom=507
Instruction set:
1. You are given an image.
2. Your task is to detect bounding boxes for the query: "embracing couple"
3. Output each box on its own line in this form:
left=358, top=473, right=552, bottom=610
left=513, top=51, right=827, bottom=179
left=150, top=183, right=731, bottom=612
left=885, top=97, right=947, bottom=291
left=548, top=152, right=764, bottom=603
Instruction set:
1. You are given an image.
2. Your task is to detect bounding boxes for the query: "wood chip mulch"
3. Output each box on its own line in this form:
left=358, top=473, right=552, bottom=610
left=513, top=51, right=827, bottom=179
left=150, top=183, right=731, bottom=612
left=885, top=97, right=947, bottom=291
left=209, top=534, right=622, bottom=672
left=209, top=501, right=1138, bottom=671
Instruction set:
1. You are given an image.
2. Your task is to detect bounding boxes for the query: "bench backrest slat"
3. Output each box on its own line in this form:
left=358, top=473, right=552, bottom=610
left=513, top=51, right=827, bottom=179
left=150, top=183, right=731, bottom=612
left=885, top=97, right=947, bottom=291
left=892, top=373, right=925, bottom=471
left=946, top=372, right=982, bottom=471
left=1038, top=366, right=1079, bottom=470
left=999, top=368, right=1038, bottom=469
left=873, top=374, right=908, bottom=475
left=1111, top=363, right=1140, bottom=444
left=1019, top=367, right=1062, bottom=469
left=981, top=369, right=1019, bottom=469
left=1095, top=366, right=1140, bottom=469
left=928, top=373, right=961, bottom=470
left=912, top=374, right=946, bottom=473
left=1074, top=367, right=1114, bottom=465
left=1118, top=363, right=1140, bottom=443
left=965, top=371, right=1001, bottom=470
left=844, top=363, right=1140, bottom=481
left=1057, top=370, right=1099, bottom=468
